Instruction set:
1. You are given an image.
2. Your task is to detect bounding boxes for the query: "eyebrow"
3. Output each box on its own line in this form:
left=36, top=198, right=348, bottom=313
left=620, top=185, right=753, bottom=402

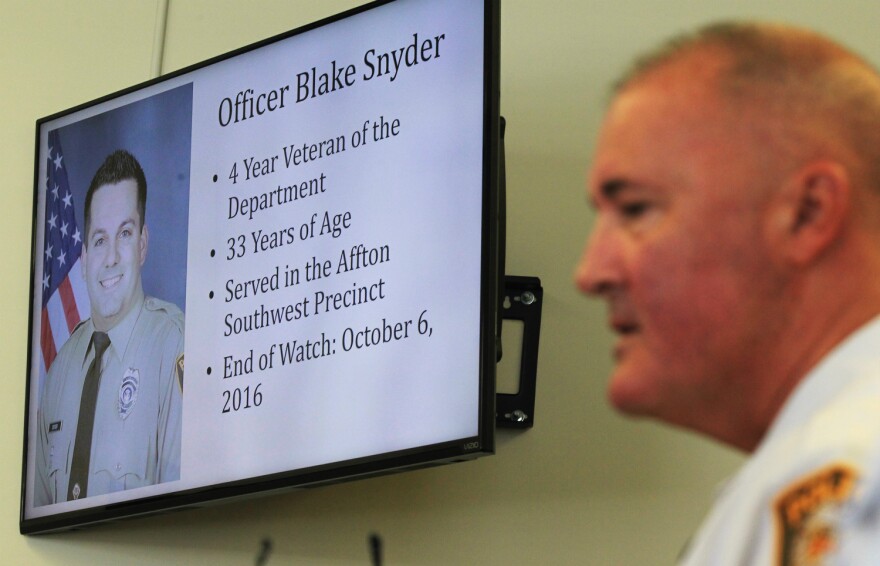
left=600, top=179, right=628, bottom=200
left=589, top=178, right=628, bottom=208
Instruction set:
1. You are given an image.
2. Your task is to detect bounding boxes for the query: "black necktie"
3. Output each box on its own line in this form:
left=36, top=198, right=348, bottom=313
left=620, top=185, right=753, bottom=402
left=68, top=331, right=110, bottom=501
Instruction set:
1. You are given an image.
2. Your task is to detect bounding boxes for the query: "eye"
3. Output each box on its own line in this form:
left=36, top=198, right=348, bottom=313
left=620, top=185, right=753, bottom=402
left=120, top=228, right=132, bottom=239
left=93, top=237, right=105, bottom=248
left=619, top=201, right=650, bottom=218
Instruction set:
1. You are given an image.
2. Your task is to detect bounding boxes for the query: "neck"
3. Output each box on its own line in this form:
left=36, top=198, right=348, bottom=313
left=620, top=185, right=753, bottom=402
left=671, top=253, right=880, bottom=452
left=725, top=248, right=880, bottom=452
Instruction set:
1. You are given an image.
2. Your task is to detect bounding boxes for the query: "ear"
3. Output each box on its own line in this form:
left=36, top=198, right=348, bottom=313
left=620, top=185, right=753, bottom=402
left=770, top=160, right=851, bottom=265
left=139, top=224, right=149, bottom=266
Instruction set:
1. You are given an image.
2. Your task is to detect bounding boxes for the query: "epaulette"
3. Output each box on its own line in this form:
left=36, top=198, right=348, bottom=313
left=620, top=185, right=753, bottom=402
left=144, top=296, right=185, bottom=333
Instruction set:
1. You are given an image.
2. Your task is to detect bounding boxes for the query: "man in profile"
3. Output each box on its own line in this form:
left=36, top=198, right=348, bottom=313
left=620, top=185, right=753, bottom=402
left=575, top=23, right=880, bottom=564
left=36, top=150, right=184, bottom=505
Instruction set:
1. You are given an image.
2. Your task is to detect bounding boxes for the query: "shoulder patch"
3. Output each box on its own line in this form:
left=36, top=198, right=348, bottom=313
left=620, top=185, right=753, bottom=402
left=176, top=353, right=184, bottom=393
left=774, top=464, right=857, bottom=566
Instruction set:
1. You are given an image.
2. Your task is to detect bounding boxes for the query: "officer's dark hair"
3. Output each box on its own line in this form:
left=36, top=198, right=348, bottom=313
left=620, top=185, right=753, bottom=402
left=84, top=150, right=147, bottom=246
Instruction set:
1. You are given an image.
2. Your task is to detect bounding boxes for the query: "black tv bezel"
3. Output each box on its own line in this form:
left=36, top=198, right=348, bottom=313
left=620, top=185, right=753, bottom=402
left=21, top=0, right=500, bottom=535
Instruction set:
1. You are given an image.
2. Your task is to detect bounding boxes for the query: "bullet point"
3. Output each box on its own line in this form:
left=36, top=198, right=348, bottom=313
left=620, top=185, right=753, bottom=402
left=213, top=174, right=218, bottom=182
left=210, top=249, right=216, bottom=257
left=209, top=291, right=214, bottom=299
left=207, top=367, right=212, bottom=375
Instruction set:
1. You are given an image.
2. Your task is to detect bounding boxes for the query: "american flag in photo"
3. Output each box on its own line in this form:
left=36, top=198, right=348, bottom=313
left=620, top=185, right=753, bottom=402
left=40, top=130, right=90, bottom=372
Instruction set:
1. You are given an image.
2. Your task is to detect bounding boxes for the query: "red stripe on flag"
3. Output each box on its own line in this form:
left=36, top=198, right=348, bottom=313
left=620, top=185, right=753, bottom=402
left=41, top=306, right=57, bottom=369
left=58, top=276, right=80, bottom=333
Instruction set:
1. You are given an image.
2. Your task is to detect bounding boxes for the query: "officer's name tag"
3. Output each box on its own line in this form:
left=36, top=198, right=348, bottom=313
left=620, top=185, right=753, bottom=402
left=48, top=421, right=62, bottom=433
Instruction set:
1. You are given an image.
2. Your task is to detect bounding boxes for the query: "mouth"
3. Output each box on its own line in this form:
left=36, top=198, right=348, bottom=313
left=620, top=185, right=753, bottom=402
left=610, top=318, right=639, bottom=361
left=611, top=319, right=640, bottom=336
left=100, top=274, right=123, bottom=289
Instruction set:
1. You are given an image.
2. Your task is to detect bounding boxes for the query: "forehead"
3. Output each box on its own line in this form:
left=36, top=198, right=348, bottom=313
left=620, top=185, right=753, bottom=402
left=89, top=179, right=139, bottom=226
left=589, top=76, right=754, bottom=202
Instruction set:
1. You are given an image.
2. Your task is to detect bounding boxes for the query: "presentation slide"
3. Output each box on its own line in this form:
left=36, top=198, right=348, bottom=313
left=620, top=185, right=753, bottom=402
left=24, top=0, right=489, bottom=524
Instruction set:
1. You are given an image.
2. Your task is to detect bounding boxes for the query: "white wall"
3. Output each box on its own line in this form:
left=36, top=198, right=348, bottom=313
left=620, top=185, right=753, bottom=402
left=3, top=1, right=878, bottom=564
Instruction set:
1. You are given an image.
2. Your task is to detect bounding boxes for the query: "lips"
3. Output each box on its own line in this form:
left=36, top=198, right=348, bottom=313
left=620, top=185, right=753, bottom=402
left=610, top=316, right=640, bottom=335
left=614, top=323, right=639, bottom=336
left=611, top=320, right=639, bottom=361
left=100, top=274, right=123, bottom=289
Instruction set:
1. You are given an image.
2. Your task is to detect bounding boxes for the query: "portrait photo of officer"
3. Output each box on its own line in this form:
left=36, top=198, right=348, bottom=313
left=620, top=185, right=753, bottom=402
left=35, top=150, right=184, bottom=505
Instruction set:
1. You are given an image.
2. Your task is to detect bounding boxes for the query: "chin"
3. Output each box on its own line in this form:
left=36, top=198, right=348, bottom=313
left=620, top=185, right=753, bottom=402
left=606, top=369, right=660, bottom=418
left=93, top=302, right=124, bottom=326
left=97, top=304, right=122, bottom=321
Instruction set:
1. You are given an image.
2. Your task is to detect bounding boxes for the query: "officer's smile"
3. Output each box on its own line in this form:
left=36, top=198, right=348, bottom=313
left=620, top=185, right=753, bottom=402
left=100, top=274, right=124, bottom=289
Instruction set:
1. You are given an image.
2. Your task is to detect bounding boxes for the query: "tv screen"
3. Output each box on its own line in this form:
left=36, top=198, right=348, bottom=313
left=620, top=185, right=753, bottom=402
left=22, top=0, right=500, bottom=534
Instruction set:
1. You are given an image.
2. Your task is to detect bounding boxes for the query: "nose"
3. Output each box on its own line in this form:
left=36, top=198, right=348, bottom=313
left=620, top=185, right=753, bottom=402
left=104, top=237, right=120, bottom=268
left=574, top=217, right=622, bottom=297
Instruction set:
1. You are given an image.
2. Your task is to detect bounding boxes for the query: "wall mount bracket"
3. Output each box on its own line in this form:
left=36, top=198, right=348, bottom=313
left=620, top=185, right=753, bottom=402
left=496, top=275, right=542, bottom=429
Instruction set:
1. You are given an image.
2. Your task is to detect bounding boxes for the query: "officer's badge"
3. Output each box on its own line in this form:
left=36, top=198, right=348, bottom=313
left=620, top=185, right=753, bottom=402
left=774, top=465, right=856, bottom=566
left=118, top=367, right=140, bottom=420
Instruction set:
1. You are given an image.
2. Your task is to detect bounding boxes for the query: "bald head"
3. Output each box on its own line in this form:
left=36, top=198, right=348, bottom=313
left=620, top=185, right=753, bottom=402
left=614, top=22, right=880, bottom=204
left=615, top=22, right=873, bottom=91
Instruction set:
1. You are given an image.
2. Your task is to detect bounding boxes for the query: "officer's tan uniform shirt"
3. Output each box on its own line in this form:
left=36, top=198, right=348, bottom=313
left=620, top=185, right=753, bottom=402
left=35, top=292, right=183, bottom=506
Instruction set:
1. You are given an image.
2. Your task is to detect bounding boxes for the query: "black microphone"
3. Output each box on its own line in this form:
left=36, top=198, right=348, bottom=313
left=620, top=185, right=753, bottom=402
left=255, top=537, right=273, bottom=566
left=368, top=532, right=383, bottom=566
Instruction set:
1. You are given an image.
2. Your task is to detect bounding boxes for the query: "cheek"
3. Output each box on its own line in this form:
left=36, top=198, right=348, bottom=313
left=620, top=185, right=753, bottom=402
left=119, top=239, right=140, bottom=264
left=84, top=251, right=100, bottom=279
left=633, top=238, right=748, bottom=344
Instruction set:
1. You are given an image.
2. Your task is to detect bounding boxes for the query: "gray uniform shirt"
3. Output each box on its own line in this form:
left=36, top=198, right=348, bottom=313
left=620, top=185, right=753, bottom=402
left=35, top=293, right=184, bottom=506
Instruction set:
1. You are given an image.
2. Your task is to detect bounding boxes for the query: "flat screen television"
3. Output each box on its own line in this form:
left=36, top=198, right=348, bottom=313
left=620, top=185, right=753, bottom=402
left=21, top=0, right=500, bottom=534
